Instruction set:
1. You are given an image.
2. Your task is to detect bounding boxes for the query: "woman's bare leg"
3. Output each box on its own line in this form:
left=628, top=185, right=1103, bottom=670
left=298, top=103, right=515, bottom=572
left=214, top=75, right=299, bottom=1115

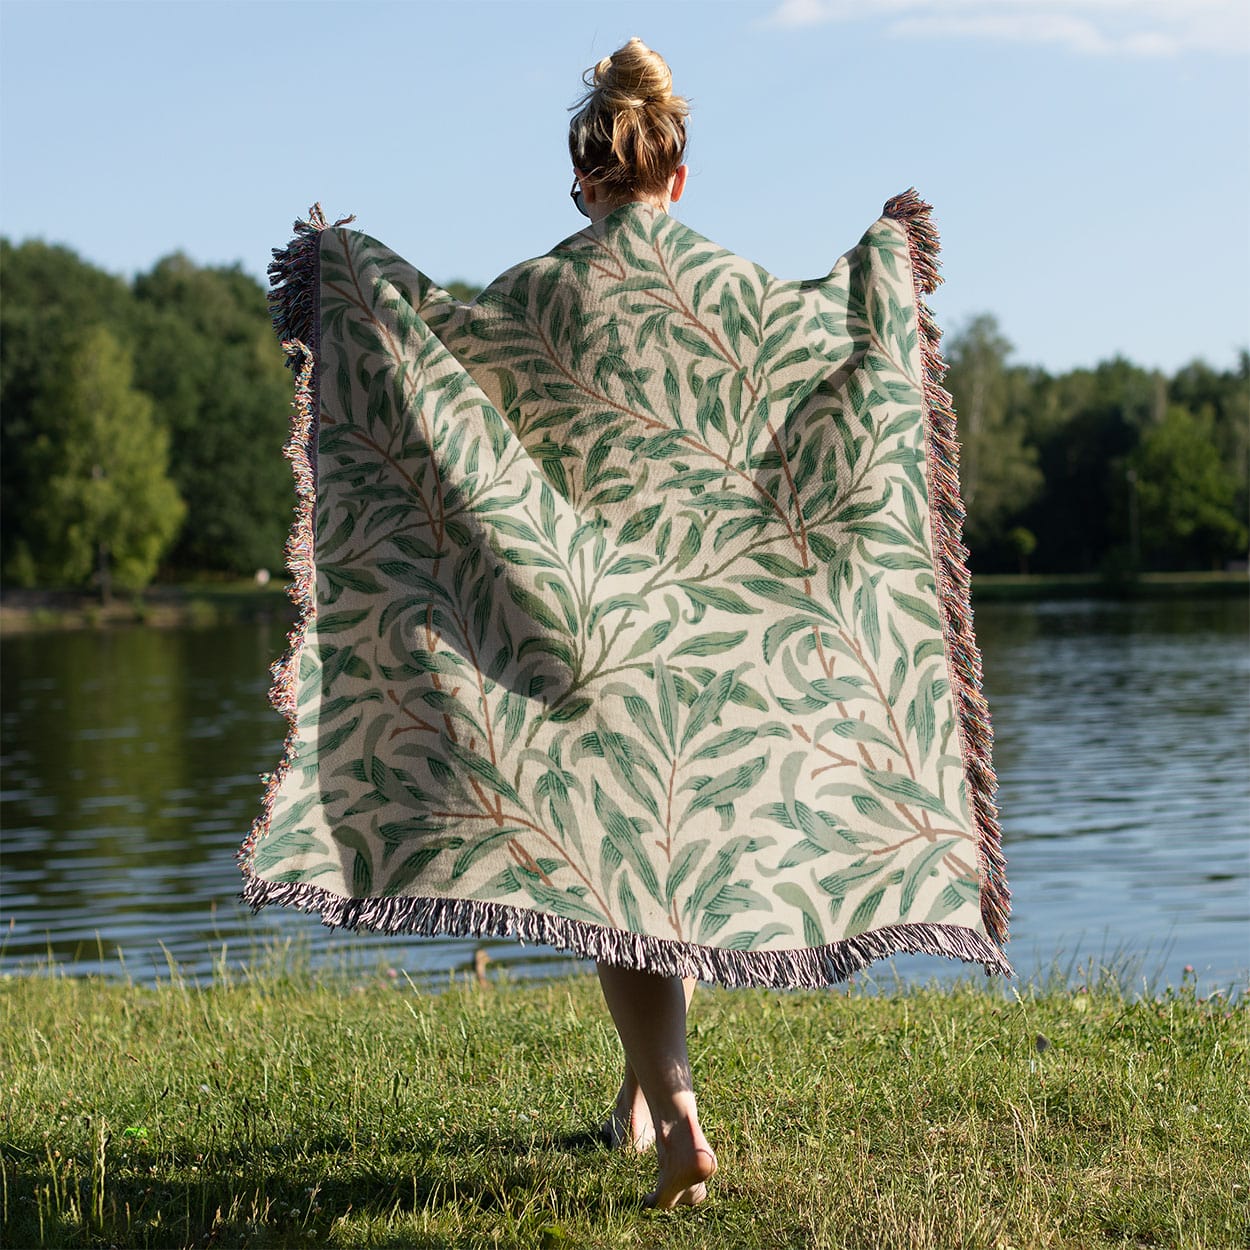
left=603, top=1056, right=654, bottom=1151
left=602, top=978, right=696, bottom=1152
left=596, top=964, right=717, bottom=1208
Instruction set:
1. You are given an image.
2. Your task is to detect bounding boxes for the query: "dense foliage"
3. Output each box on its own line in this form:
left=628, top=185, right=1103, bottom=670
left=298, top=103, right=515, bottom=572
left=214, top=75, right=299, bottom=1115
left=21, top=326, right=184, bottom=594
left=944, top=315, right=1248, bottom=574
left=1, top=238, right=1245, bottom=592
left=1, top=239, right=292, bottom=589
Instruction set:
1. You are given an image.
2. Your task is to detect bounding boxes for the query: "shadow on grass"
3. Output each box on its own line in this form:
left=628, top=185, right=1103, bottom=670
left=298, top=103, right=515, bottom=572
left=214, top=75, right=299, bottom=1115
left=3, top=1126, right=636, bottom=1250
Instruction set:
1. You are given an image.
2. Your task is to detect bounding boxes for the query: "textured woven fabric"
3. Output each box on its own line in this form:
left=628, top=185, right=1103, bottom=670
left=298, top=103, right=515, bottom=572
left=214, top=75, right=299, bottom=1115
left=240, top=194, right=1011, bottom=986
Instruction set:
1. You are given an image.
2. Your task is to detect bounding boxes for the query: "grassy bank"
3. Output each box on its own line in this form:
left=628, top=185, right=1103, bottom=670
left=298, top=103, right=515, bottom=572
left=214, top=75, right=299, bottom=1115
left=1, top=966, right=1245, bottom=1249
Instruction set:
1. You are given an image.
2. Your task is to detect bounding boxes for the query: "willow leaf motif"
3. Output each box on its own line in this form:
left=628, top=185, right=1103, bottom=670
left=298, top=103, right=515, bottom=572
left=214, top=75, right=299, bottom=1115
left=242, top=193, right=1010, bottom=988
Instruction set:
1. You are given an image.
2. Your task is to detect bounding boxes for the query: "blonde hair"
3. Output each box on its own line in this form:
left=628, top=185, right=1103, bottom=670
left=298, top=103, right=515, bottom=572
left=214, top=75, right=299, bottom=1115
left=568, top=38, right=688, bottom=198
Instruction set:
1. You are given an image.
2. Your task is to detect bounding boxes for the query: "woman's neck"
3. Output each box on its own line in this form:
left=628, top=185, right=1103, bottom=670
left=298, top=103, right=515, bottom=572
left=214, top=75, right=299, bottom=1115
left=587, top=194, right=668, bottom=225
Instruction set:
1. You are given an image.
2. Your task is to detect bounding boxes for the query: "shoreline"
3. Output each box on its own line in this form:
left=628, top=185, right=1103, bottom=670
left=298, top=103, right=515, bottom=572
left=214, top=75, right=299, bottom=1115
left=0, top=582, right=293, bottom=634
left=967, top=569, right=1248, bottom=602
left=1, top=570, right=1245, bottom=634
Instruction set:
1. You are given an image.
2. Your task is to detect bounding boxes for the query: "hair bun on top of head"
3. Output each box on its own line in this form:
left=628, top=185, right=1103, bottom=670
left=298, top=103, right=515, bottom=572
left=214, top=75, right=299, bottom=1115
left=569, top=37, right=688, bottom=197
left=592, top=36, right=675, bottom=108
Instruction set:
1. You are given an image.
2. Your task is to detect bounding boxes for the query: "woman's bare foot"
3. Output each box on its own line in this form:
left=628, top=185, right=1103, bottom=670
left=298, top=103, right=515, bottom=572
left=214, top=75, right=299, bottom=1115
left=594, top=967, right=710, bottom=1206
left=644, top=1117, right=717, bottom=1210
left=602, top=1076, right=655, bottom=1151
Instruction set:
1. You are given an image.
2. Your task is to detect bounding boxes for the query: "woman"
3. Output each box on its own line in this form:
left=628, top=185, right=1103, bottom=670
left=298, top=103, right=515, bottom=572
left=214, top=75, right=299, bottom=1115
left=566, top=39, right=718, bottom=1209
left=244, top=36, right=1010, bottom=1216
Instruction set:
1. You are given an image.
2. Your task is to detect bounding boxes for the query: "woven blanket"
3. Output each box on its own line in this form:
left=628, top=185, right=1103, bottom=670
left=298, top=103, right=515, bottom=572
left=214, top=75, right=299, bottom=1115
left=239, top=192, right=1011, bottom=986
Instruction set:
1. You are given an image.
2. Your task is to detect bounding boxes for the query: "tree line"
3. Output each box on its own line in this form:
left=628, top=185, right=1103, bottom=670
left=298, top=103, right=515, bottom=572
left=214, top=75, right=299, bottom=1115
left=1, top=238, right=1245, bottom=594
left=945, top=315, right=1247, bottom=575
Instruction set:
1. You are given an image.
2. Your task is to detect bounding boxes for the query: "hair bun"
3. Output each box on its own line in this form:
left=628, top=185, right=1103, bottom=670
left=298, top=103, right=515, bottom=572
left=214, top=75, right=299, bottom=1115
left=569, top=38, right=689, bottom=197
left=594, top=36, right=673, bottom=109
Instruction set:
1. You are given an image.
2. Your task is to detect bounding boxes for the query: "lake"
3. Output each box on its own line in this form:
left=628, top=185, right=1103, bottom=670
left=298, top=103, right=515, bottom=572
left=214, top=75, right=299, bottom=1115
left=2, top=596, right=1247, bottom=994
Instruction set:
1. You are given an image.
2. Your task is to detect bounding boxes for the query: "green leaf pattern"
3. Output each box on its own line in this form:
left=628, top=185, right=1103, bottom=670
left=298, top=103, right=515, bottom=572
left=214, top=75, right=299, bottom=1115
left=250, top=204, right=987, bottom=951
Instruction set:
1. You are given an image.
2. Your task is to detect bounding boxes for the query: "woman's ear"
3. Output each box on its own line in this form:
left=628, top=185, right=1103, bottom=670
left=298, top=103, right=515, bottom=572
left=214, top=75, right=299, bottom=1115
left=669, top=165, right=688, bottom=203
left=575, top=169, right=598, bottom=205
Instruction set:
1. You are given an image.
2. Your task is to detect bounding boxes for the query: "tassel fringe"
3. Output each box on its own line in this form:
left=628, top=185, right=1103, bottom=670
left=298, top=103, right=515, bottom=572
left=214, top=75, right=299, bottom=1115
left=265, top=203, right=355, bottom=365
left=883, top=188, right=1011, bottom=948
left=237, top=205, right=349, bottom=875
left=241, top=873, right=1013, bottom=987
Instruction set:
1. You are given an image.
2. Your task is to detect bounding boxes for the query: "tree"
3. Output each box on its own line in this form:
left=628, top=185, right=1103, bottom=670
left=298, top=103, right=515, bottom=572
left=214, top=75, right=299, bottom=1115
left=1, top=239, right=139, bottom=581
left=1169, top=353, right=1250, bottom=535
left=1129, top=405, right=1246, bottom=570
left=1006, top=526, right=1037, bottom=574
left=1020, top=357, right=1163, bottom=573
left=943, top=315, right=1042, bottom=561
left=132, top=256, right=294, bottom=574
left=26, top=327, right=185, bottom=596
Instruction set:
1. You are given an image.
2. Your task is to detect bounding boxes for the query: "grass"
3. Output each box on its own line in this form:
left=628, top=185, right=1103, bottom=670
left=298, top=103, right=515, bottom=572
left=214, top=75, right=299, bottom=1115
left=1, top=960, right=1246, bottom=1250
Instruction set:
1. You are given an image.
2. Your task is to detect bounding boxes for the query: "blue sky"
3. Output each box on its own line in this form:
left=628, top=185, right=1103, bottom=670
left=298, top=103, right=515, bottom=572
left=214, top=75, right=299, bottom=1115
left=2, top=0, right=1246, bottom=374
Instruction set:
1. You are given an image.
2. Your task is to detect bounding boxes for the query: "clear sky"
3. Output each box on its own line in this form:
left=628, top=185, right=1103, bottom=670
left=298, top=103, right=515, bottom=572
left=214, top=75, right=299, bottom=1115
left=2, top=0, right=1247, bottom=375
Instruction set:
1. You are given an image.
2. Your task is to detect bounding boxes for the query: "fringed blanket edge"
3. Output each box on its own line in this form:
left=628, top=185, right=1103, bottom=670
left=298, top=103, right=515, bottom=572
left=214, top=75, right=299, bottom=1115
left=883, top=189, right=1011, bottom=952
left=237, top=205, right=352, bottom=883
left=241, top=871, right=1012, bottom=986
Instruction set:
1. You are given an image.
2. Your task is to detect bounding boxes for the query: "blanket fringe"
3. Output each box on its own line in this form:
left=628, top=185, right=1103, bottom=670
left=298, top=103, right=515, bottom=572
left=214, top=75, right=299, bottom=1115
left=238, top=205, right=350, bottom=875
left=241, top=873, right=1014, bottom=987
left=883, top=189, right=1010, bottom=948
left=266, top=203, right=355, bottom=366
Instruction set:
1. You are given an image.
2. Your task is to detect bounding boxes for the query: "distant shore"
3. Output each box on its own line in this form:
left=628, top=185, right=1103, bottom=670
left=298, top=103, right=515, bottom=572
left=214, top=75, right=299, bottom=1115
left=0, top=581, right=293, bottom=634
left=968, top=569, right=1248, bottom=601
left=1, top=571, right=1244, bottom=635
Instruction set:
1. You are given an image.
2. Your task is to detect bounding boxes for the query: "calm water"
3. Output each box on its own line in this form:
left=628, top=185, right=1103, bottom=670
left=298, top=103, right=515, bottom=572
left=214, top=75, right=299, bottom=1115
left=2, top=598, right=1247, bottom=992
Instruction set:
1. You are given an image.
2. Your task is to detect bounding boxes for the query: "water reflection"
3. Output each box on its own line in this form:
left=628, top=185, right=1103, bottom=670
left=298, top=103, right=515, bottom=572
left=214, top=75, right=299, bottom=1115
left=2, top=597, right=1246, bottom=990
